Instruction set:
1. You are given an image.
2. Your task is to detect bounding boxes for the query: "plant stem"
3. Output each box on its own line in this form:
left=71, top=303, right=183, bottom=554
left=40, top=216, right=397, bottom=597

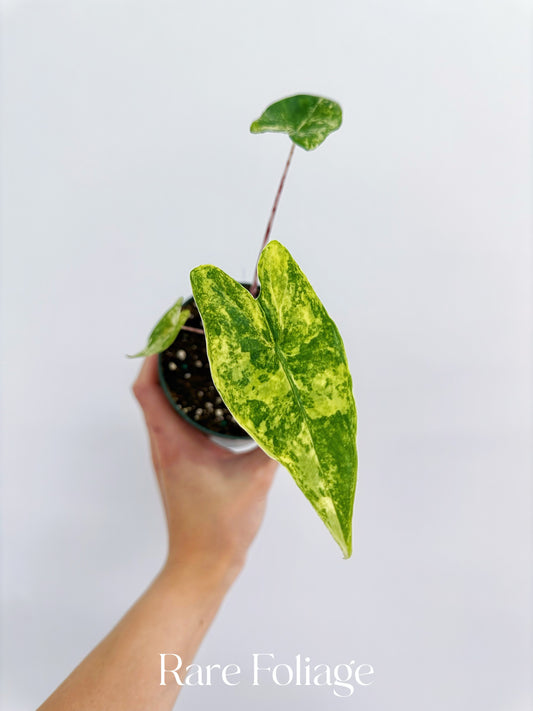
left=181, top=325, right=204, bottom=334
left=251, top=142, right=295, bottom=296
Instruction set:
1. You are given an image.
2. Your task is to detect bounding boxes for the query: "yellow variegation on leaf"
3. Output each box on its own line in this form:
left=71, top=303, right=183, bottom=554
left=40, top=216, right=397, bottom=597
left=190, top=241, right=357, bottom=557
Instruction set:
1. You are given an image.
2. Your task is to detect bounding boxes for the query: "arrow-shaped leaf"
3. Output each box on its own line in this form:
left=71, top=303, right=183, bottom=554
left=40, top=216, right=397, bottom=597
left=127, top=297, right=190, bottom=358
left=250, top=94, right=342, bottom=151
left=190, top=240, right=357, bottom=557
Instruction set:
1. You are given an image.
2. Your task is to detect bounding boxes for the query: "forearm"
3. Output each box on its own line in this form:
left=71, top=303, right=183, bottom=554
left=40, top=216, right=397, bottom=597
left=37, top=560, right=240, bottom=711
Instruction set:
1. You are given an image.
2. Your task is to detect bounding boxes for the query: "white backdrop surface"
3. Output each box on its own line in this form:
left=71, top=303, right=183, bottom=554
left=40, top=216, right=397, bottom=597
left=1, top=1, right=531, bottom=709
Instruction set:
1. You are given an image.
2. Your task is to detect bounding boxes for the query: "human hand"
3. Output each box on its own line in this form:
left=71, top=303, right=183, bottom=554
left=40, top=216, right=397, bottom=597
left=132, top=355, right=277, bottom=584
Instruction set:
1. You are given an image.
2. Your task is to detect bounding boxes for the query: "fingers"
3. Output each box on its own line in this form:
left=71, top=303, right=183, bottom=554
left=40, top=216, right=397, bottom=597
left=131, top=353, right=167, bottom=404
left=240, top=443, right=277, bottom=467
left=132, top=355, right=209, bottom=464
left=132, top=355, right=278, bottom=487
left=146, top=423, right=162, bottom=481
left=238, top=446, right=278, bottom=490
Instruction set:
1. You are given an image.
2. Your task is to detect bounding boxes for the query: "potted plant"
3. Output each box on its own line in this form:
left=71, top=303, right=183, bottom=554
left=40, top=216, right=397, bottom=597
left=129, top=95, right=358, bottom=558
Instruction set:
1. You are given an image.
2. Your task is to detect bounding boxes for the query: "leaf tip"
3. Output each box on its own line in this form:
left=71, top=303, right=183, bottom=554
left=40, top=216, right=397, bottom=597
left=339, top=537, right=352, bottom=559
left=190, top=265, right=213, bottom=297
left=189, top=265, right=202, bottom=281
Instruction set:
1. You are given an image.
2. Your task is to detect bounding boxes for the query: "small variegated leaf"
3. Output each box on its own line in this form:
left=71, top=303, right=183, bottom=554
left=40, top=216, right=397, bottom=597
left=127, top=297, right=190, bottom=358
left=250, top=95, right=342, bottom=151
left=190, top=241, right=357, bottom=557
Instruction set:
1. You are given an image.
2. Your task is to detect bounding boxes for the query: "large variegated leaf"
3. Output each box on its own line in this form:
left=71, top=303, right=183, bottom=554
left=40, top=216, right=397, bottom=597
left=190, top=241, right=357, bottom=557
left=250, top=95, right=342, bottom=150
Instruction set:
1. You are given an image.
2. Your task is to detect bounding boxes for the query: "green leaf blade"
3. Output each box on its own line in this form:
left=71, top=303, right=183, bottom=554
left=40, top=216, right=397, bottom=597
left=190, top=241, right=357, bottom=557
left=250, top=95, right=342, bottom=150
left=127, top=297, right=190, bottom=358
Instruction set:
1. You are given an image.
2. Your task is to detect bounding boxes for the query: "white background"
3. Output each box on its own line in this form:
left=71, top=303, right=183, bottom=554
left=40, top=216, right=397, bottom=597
left=1, top=1, right=531, bottom=709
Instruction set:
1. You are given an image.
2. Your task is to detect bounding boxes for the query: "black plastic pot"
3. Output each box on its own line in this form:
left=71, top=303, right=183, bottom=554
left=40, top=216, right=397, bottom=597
left=158, top=288, right=252, bottom=440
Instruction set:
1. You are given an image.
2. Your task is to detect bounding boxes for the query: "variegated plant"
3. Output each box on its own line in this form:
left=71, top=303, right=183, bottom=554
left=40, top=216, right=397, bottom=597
left=130, top=95, right=357, bottom=557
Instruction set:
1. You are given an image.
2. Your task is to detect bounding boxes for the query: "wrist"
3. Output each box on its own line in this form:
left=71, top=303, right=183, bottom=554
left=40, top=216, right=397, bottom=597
left=160, top=550, right=244, bottom=594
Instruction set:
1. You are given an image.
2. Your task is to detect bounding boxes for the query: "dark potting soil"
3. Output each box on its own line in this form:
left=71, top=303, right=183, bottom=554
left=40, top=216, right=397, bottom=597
left=159, top=294, right=250, bottom=438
